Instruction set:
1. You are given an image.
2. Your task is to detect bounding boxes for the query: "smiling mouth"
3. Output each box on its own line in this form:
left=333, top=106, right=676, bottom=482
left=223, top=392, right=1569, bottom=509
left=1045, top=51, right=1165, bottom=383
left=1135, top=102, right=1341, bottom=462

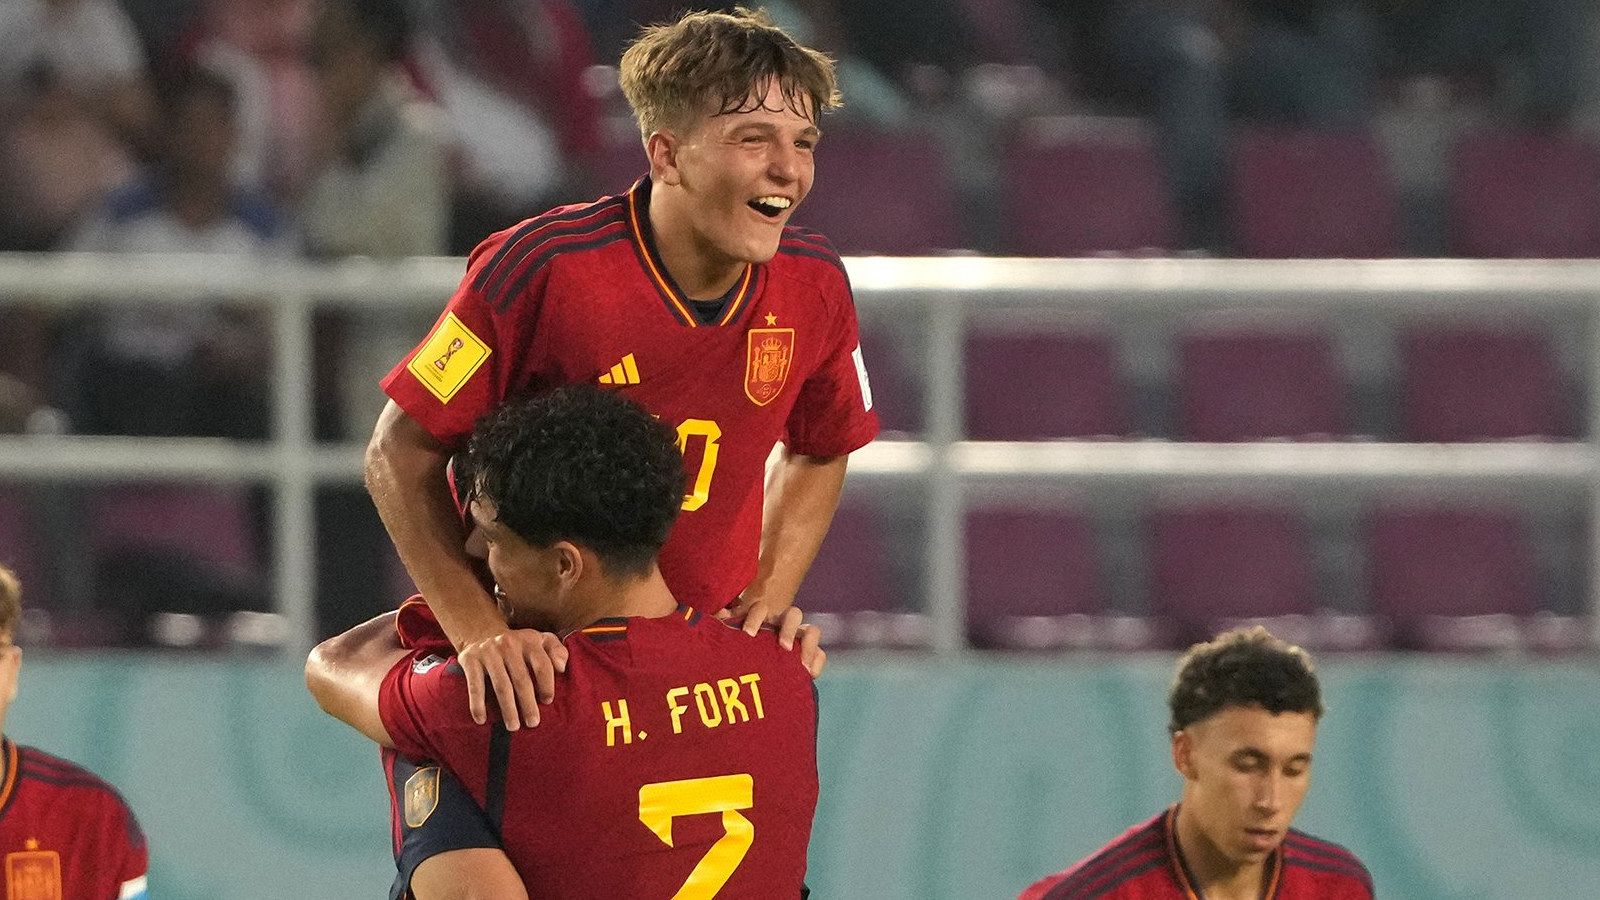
left=747, top=196, right=792, bottom=218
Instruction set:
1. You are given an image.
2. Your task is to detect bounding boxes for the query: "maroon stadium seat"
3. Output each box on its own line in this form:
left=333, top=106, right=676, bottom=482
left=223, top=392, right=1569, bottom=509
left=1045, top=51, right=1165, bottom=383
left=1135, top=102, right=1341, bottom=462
left=1452, top=130, right=1600, bottom=258
left=1150, top=503, right=1376, bottom=651
left=857, top=329, right=921, bottom=436
left=1003, top=121, right=1179, bottom=255
left=964, top=332, right=1129, bottom=439
left=1399, top=326, right=1566, bottom=441
left=794, top=502, right=929, bottom=648
left=0, top=488, right=41, bottom=608
left=965, top=508, right=1159, bottom=650
left=1177, top=328, right=1346, bottom=441
left=791, top=127, right=963, bottom=255
left=1231, top=128, right=1402, bottom=259
left=1365, top=507, right=1585, bottom=652
left=91, top=485, right=258, bottom=582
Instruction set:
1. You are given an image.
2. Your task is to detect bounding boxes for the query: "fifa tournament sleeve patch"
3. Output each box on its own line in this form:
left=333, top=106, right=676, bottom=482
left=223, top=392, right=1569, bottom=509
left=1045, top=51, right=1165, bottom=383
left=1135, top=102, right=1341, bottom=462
left=406, top=313, right=491, bottom=404
left=851, top=343, right=873, bottom=411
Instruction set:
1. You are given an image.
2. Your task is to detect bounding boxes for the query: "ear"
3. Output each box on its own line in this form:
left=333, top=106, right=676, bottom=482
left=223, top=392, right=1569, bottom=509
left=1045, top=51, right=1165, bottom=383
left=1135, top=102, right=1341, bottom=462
left=647, top=130, right=682, bottom=186
left=1172, top=730, right=1195, bottom=780
left=553, top=541, right=584, bottom=587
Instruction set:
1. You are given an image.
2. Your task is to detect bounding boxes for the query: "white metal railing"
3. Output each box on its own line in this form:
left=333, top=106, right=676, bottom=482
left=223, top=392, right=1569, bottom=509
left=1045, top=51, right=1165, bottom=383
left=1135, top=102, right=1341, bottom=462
left=3, top=254, right=1599, bottom=656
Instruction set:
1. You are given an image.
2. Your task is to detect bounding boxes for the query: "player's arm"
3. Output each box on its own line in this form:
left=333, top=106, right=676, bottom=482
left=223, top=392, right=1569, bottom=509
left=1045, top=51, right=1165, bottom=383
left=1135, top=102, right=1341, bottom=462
left=306, top=612, right=410, bottom=747
left=367, top=402, right=550, bottom=729
left=412, top=849, right=529, bottom=900
left=732, top=449, right=848, bottom=626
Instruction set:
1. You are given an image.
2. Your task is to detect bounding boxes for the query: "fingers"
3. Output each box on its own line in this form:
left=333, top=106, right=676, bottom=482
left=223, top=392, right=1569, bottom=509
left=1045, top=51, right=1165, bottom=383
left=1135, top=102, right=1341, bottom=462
left=741, top=601, right=770, bottom=636
left=797, top=623, right=826, bottom=678
left=460, top=631, right=569, bottom=730
left=776, top=606, right=805, bottom=650
left=461, top=652, right=488, bottom=726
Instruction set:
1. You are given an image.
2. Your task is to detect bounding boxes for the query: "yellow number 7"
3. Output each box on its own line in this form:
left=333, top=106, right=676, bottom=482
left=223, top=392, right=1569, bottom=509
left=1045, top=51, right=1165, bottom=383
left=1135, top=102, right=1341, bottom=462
left=639, top=773, right=754, bottom=899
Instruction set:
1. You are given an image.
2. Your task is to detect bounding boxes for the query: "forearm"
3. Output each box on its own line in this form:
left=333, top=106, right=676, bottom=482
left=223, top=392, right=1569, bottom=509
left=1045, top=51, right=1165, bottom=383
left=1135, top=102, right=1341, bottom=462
left=744, top=450, right=849, bottom=609
left=366, top=403, right=506, bottom=648
left=306, top=612, right=406, bottom=746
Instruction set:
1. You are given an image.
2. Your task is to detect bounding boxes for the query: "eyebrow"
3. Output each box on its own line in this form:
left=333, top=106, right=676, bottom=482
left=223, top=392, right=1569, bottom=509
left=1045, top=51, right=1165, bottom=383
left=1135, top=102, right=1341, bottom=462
left=731, top=121, right=822, bottom=139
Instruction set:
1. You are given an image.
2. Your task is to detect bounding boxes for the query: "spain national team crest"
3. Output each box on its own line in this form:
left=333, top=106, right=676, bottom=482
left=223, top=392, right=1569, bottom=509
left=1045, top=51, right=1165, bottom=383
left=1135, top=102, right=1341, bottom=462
left=6, top=846, right=61, bottom=900
left=404, top=766, right=441, bottom=828
left=745, top=328, right=795, bottom=406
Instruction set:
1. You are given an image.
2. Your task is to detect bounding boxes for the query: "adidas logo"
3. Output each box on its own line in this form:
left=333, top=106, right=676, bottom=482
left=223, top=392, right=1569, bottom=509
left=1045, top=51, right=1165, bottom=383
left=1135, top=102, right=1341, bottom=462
left=598, top=353, right=641, bottom=385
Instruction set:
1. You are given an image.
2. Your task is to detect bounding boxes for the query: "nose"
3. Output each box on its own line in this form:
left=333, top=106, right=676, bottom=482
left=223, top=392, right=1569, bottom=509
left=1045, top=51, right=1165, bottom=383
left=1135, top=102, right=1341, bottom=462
left=767, top=142, right=803, bottom=185
left=1254, top=774, right=1284, bottom=816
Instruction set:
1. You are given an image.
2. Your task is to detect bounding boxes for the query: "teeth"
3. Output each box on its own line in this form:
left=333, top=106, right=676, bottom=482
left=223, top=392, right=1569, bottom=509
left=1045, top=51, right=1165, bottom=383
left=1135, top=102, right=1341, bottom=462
left=754, top=196, right=791, bottom=209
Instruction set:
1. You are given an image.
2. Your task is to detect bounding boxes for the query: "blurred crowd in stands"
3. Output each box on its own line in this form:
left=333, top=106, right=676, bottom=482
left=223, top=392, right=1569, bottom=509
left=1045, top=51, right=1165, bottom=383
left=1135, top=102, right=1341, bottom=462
left=1, top=0, right=1598, bottom=646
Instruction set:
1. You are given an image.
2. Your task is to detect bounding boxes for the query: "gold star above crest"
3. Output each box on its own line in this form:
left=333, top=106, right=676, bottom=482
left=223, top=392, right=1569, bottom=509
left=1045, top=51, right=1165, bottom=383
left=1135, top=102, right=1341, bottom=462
left=764, top=312, right=778, bottom=326
left=24, top=839, right=37, bottom=850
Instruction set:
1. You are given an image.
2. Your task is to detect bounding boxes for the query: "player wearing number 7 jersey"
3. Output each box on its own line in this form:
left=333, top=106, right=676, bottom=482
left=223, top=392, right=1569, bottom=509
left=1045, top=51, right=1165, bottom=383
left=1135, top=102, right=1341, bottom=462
left=310, top=386, right=820, bottom=899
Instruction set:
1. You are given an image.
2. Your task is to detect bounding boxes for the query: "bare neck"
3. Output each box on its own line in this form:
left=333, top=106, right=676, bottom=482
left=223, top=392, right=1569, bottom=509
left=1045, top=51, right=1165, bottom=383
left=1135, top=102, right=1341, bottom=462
left=647, top=188, right=745, bottom=300
left=1174, top=804, right=1268, bottom=900
left=557, top=565, right=679, bottom=633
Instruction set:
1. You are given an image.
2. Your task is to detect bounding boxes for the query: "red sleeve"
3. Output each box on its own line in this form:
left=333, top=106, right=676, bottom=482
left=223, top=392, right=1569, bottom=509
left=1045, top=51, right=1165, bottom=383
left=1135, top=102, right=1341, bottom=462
left=380, top=230, right=529, bottom=448
left=103, top=791, right=148, bottom=894
left=1016, top=869, right=1067, bottom=900
left=784, top=271, right=879, bottom=456
left=378, top=652, right=488, bottom=770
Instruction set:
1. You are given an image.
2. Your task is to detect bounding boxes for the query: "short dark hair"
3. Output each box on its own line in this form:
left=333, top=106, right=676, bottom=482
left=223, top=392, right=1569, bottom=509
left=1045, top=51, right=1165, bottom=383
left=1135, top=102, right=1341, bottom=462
left=619, top=6, right=841, bottom=139
left=465, top=385, right=684, bottom=577
left=1168, top=626, right=1323, bottom=734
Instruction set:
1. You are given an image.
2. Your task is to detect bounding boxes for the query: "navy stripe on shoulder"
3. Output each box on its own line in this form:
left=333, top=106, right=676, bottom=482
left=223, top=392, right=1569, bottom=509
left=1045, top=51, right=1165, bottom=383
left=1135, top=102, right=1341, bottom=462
left=1047, top=829, right=1165, bottom=898
left=777, top=245, right=850, bottom=278
left=1045, top=851, right=1166, bottom=900
left=1283, top=853, right=1374, bottom=886
left=472, top=198, right=626, bottom=294
left=1284, top=832, right=1366, bottom=866
left=492, top=228, right=630, bottom=313
left=484, top=205, right=627, bottom=309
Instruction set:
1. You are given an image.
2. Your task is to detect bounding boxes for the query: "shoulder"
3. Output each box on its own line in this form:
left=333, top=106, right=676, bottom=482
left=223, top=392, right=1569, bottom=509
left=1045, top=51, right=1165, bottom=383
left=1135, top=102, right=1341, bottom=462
left=16, top=745, right=138, bottom=819
left=1282, top=830, right=1375, bottom=896
left=770, top=226, right=853, bottom=299
left=466, top=194, right=632, bottom=311
left=1035, top=813, right=1170, bottom=899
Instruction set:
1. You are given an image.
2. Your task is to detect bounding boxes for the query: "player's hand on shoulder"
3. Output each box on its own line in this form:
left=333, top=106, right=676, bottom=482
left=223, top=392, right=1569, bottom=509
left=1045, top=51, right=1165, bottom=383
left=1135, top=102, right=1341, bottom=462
left=456, top=629, right=569, bottom=730
left=720, top=601, right=827, bottom=679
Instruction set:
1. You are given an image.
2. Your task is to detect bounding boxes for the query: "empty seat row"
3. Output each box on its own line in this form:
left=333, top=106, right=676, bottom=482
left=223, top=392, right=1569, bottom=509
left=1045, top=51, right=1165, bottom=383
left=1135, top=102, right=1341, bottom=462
left=798, top=503, right=1590, bottom=655
left=594, top=123, right=1600, bottom=258
left=864, top=326, right=1569, bottom=441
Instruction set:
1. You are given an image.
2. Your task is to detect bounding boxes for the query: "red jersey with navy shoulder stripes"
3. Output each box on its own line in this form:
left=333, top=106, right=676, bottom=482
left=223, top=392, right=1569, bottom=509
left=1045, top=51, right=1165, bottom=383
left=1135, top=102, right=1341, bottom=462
left=381, top=177, right=879, bottom=612
left=378, top=607, right=819, bottom=899
left=0, top=739, right=148, bottom=900
left=1020, top=807, right=1373, bottom=900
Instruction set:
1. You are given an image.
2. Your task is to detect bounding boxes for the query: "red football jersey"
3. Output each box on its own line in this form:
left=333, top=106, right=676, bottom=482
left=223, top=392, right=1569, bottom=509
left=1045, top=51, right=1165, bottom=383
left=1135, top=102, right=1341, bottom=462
left=381, top=177, right=880, bottom=612
left=1021, top=807, right=1373, bottom=900
left=378, top=607, right=819, bottom=899
left=0, top=740, right=148, bottom=900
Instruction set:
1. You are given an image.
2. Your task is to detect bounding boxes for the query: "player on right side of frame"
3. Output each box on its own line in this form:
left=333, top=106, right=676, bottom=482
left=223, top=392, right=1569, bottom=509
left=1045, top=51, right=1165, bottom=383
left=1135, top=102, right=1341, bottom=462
left=1021, top=626, right=1374, bottom=900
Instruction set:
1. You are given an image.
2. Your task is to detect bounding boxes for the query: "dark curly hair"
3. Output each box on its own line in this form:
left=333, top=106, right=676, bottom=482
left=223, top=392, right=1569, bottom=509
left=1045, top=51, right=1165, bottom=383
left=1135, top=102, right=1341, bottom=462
left=1168, top=626, right=1323, bottom=734
left=465, top=385, right=685, bottom=577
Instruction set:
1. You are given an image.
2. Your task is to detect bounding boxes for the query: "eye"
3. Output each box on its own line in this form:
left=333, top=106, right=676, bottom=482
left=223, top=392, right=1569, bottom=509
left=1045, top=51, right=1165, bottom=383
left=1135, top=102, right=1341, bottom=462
left=795, top=139, right=815, bottom=151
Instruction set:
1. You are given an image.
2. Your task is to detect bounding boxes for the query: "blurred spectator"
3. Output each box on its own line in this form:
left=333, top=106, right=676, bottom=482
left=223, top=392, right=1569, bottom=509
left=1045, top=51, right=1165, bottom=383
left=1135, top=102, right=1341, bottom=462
left=299, top=0, right=450, bottom=440
left=0, top=375, right=42, bottom=435
left=63, top=66, right=282, bottom=439
left=0, top=64, right=136, bottom=251
left=0, top=0, right=159, bottom=154
left=1374, top=0, right=1590, bottom=126
left=411, top=0, right=599, bottom=239
left=1042, top=0, right=1375, bottom=253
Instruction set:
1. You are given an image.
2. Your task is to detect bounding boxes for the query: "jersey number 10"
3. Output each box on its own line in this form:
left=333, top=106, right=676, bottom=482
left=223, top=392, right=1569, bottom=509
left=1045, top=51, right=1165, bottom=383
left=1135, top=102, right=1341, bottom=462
left=675, top=419, right=721, bottom=512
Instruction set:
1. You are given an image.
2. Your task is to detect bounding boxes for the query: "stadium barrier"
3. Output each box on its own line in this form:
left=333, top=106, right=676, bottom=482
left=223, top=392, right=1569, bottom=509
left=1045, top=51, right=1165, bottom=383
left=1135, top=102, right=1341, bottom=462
left=1, top=254, right=1598, bottom=654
